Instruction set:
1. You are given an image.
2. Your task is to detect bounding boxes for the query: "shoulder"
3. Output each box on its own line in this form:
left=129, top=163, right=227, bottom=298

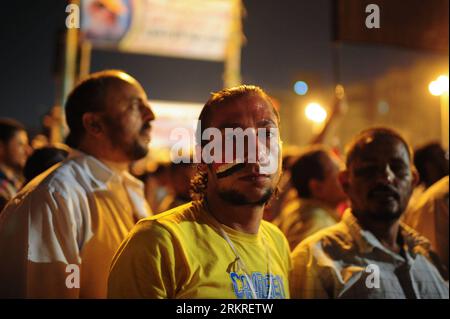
left=261, top=220, right=291, bottom=252
left=400, top=222, right=432, bottom=251
left=124, top=217, right=174, bottom=248
left=1, top=158, right=92, bottom=220
left=291, top=221, right=352, bottom=258
left=117, top=203, right=203, bottom=258
left=147, top=201, right=202, bottom=224
left=131, top=201, right=203, bottom=239
left=24, top=157, right=88, bottom=194
left=261, top=219, right=286, bottom=238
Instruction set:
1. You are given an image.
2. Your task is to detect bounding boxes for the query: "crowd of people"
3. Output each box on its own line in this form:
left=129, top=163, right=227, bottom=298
left=0, top=70, right=448, bottom=299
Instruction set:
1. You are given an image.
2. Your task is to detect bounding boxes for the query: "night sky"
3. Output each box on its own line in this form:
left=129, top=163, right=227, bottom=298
left=0, top=0, right=446, bottom=133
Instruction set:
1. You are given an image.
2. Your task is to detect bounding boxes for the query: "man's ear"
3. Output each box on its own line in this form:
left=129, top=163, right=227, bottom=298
left=338, top=170, right=350, bottom=194
left=411, top=166, right=420, bottom=187
left=0, top=141, right=5, bottom=158
left=308, top=179, right=321, bottom=198
left=82, top=113, right=103, bottom=137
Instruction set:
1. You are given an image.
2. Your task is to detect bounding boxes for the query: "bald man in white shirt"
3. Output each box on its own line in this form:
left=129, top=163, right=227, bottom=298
left=0, top=70, right=154, bottom=298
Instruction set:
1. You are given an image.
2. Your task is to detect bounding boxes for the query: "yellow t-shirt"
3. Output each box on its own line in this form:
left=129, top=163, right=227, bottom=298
left=108, top=200, right=291, bottom=299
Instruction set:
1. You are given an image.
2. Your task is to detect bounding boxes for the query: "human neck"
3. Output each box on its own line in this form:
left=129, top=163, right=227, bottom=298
left=355, top=213, right=401, bottom=253
left=205, top=192, right=265, bottom=234
left=77, top=143, right=130, bottom=173
left=99, top=158, right=130, bottom=173
left=314, top=196, right=339, bottom=210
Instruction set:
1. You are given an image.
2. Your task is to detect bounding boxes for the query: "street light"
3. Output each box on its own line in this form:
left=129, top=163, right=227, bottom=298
left=429, top=74, right=449, bottom=149
left=429, top=75, right=449, bottom=96
left=294, top=81, right=308, bottom=95
left=305, top=102, right=327, bottom=123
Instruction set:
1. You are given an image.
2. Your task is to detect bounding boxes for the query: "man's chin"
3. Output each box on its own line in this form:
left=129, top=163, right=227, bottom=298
left=130, top=144, right=149, bottom=161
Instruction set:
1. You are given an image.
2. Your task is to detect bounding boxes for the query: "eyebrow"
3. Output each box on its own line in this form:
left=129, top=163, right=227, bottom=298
left=357, top=156, right=410, bottom=165
left=217, top=119, right=277, bottom=130
left=257, top=119, right=277, bottom=126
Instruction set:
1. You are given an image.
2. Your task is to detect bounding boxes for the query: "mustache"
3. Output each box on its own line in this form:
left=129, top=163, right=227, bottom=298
left=368, top=184, right=400, bottom=200
left=141, top=122, right=152, bottom=131
left=216, top=162, right=246, bottom=179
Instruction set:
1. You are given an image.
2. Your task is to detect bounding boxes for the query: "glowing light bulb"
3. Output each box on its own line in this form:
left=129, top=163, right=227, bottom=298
left=305, top=102, right=327, bottom=123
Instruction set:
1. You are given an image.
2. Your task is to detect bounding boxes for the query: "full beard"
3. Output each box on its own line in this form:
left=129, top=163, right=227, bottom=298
left=217, top=187, right=275, bottom=206
left=352, top=203, right=404, bottom=223
left=128, top=139, right=149, bottom=161
left=109, top=136, right=148, bottom=161
left=106, top=129, right=149, bottom=161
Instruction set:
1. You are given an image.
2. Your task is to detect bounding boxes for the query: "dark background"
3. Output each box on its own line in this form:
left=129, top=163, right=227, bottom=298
left=0, top=0, right=448, bottom=148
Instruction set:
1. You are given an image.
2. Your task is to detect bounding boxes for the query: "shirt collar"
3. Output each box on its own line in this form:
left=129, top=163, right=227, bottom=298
left=342, top=209, right=431, bottom=259
left=69, top=150, right=143, bottom=189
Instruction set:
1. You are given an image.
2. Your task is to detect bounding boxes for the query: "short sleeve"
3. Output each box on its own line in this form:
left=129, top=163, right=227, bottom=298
left=290, top=243, right=329, bottom=299
left=0, top=187, right=81, bottom=298
left=107, top=220, right=186, bottom=299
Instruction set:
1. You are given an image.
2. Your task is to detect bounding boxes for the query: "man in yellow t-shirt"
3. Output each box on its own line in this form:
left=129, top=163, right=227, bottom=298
left=108, top=85, right=291, bottom=299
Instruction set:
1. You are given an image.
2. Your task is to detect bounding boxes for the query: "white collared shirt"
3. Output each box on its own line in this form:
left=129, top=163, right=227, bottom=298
left=0, top=152, right=151, bottom=298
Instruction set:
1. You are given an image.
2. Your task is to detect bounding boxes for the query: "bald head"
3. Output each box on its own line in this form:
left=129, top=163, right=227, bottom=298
left=65, top=70, right=144, bottom=148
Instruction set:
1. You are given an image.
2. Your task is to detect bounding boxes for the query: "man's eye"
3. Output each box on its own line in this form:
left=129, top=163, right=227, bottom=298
left=258, top=128, right=277, bottom=138
left=130, top=100, right=140, bottom=110
left=355, top=166, right=375, bottom=176
left=265, top=131, right=274, bottom=138
left=391, top=164, right=408, bottom=175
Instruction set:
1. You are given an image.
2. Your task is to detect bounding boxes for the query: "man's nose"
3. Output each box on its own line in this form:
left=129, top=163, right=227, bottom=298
left=141, top=103, right=155, bottom=122
left=25, top=144, right=33, bottom=156
left=255, top=137, right=271, bottom=166
left=377, top=165, right=395, bottom=183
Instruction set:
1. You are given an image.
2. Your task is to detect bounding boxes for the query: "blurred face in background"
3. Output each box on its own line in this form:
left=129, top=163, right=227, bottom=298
left=0, top=130, right=32, bottom=171
left=311, top=152, right=347, bottom=208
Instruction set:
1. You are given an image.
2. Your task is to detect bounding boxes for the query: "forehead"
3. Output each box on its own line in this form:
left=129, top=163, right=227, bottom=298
left=105, top=79, right=146, bottom=102
left=351, top=136, right=411, bottom=165
left=208, top=94, right=278, bottom=128
left=6, top=131, right=28, bottom=148
left=11, top=130, right=28, bottom=142
left=324, top=152, right=343, bottom=170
